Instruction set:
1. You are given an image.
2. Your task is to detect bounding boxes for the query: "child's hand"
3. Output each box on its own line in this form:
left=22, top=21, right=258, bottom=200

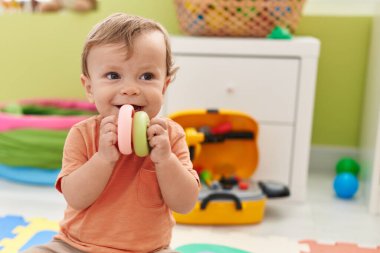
left=148, top=118, right=171, bottom=164
left=98, top=115, right=120, bottom=164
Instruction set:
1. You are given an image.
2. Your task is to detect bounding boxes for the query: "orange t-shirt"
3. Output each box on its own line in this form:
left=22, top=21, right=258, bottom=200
left=54, top=115, right=198, bottom=253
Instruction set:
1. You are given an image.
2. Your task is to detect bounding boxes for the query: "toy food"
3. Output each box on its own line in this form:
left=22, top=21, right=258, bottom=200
left=118, top=105, right=134, bottom=155
left=132, top=111, right=150, bottom=157
left=118, top=105, right=150, bottom=157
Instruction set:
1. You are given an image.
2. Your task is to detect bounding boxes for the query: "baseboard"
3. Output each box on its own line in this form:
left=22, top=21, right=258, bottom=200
left=309, top=145, right=359, bottom=174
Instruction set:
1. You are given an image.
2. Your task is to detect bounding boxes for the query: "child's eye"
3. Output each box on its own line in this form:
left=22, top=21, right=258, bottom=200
left=140, top=72, right=154, bottom=81
left=106, top=72, right=120, bottom=80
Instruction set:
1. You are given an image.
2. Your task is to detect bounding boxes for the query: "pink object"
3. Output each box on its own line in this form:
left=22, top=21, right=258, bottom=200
left=301, top=240, right=380, bottom=253
left=0, top=114, right=90, bottom=132
left=118, top=105, right=134, bottom=155
left=0, top=99, right=95, bottom=132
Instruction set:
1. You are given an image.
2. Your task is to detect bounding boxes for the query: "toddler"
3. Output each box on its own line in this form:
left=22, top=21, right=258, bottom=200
left=23, top=13, right=199, bottom=253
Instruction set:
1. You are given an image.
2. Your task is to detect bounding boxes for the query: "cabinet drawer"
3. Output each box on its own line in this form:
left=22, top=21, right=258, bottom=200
left=165, top=55, right=299, bottom=123
left=254, top=124, right=293, bottom=185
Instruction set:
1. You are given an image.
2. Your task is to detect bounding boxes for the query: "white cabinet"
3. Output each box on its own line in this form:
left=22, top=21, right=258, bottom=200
left=166, top=56, right=299, bottom=123
left=165, top=36, right=320, bottom=201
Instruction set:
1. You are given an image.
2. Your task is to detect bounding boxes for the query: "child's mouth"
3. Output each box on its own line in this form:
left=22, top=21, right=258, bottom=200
left=132, top=105, right=143, bottom=111
left=116, top=104, right=143, bottom=112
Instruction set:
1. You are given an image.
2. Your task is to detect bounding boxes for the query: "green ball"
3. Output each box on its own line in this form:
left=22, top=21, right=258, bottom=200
left=336, top=158, right=360, bottom=176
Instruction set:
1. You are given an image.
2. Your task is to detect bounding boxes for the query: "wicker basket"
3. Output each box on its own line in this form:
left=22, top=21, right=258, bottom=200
left=173, top=0, right=306, bottom=37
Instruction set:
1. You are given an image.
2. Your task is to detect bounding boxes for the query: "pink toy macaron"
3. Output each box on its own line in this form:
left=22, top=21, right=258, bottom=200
left=118, top=104, right=150, bottom=157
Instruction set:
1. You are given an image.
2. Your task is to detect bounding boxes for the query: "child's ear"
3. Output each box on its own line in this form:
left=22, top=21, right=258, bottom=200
left=81, top=74, right=95, bottom=103
left=162, top=77, right=171, bottom=95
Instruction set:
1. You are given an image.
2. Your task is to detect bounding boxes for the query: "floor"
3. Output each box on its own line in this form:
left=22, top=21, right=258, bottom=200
left=1, top=170, right=379, bottom=251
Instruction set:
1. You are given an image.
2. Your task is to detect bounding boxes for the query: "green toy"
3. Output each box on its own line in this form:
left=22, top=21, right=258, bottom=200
left=336, top=157, right=360, bottom=176
left=132, top=111, right=150, bottom=157
left=267, top=26, right=292, bottom=40
left=2, top=103, right=23, bottom=115
left=1, top=103, right=96, bottom=116
left=200, top=170, right=213, bottom=186
left=176, top=243, right=249, bottom=253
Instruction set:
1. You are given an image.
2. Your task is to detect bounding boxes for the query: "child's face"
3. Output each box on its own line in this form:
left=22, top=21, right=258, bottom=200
left=81, top=31, right=170, bottom=119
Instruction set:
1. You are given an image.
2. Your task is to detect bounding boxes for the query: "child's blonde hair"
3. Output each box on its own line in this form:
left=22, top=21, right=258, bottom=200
left=82, top=13, right=177, bottom=79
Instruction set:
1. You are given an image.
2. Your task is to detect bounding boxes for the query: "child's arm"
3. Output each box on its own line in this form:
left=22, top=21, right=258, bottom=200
left=61, top=115, right=120, bottom=210
left=148, top=118, right=199, bottom=214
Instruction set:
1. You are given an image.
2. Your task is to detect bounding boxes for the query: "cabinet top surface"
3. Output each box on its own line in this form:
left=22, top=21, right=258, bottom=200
left=170, top=36, right=320, bottom=58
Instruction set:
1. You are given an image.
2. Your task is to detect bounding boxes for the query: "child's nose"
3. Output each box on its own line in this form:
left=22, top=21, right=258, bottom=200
left=120, top=83, right=141, bottom=96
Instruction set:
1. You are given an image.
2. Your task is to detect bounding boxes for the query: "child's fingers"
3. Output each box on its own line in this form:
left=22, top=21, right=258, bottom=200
left=149, top=117, right=168, bottom=130
left=101, top=123, right=117, bottom=135
left=147, top=124, right=166, bottom=139
left=100, top=115, right=117, bottom=128
left=100, top=115, right=117, bottom=135
left=104, top=131, right=118, bottom=145
left=148, top=118, right=168, bottom=139
left=148, top=134, right=167, bottom=148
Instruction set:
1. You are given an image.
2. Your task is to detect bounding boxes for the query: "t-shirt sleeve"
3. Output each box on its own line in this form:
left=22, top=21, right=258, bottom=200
left=169, top=120, right=200, bottom=187
left=55, top=126, right=88, bottom=193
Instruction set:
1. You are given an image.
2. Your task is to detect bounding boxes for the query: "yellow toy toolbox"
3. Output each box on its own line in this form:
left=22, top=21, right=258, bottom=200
left=169, top=109, right=290, bottom=225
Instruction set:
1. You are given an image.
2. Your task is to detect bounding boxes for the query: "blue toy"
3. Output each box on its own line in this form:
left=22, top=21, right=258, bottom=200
left=0, top=164, right=59, bottom=186
left=333, top=173, right=359, bottom=199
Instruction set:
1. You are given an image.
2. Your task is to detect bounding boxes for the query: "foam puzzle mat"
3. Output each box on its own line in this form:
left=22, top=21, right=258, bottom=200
left=0, top=215, right=59, bottom=253
left=300, top=240, right=380, bottom=253
left=1, top=215, right=380, bottom=253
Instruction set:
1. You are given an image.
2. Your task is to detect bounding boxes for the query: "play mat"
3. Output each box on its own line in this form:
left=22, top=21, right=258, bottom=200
left=1, top=215, right=379, bottom=253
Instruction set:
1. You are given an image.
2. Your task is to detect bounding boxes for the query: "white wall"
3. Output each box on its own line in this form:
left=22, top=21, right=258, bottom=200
left=359, top=3, right=380, bottom=214
left=304, top=0, right=379, bottom=15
